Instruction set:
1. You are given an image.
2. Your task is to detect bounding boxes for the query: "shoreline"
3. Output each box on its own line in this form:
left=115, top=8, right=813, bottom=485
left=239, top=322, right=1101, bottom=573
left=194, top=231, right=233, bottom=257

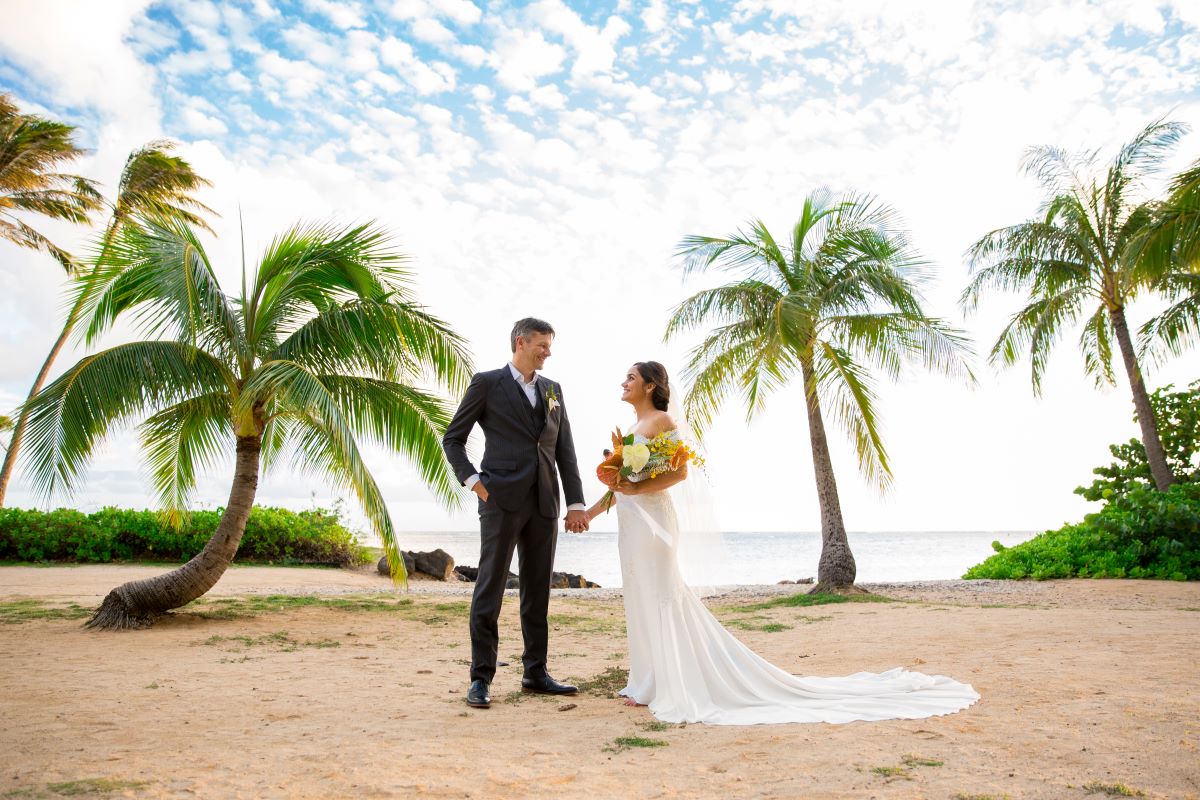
left=0, top=563, right=1191, bottom=609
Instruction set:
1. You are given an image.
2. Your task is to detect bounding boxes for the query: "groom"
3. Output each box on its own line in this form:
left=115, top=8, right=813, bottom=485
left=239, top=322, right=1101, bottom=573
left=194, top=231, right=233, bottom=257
left=442, top=317, right=588, bottom=709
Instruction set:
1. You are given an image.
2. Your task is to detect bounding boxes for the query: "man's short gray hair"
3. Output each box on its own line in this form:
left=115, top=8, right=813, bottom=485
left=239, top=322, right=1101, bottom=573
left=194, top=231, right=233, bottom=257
left=510, top=317, right=555, bottom=352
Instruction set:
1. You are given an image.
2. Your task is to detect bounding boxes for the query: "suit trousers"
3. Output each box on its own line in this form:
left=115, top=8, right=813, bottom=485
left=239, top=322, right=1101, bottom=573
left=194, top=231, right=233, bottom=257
left=469, top=485, right=557, bottom=684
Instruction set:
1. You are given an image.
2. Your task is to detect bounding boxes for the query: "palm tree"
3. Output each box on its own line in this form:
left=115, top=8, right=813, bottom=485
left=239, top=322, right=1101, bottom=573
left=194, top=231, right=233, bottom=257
left=0, top=93, right=102, bottom=268
left=0, top=416, right=11, bottom=453
left=20, top=216, right=472, bottom=629
left=963, top=120, right=1188, bottom=492
left=0, top=141, right=214, bottom=506
left=1137, top=156, right=1200, bottom=367
left=665, top=192, right=973, bottom=592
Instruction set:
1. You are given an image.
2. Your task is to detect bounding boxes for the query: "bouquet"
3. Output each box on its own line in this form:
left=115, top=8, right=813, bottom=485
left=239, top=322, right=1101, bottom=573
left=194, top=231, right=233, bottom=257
left=595, top=427, right=702, bottom=513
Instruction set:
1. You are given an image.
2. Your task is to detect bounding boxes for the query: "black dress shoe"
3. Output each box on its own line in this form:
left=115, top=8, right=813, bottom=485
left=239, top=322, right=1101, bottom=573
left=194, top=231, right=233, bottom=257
left=521, top=674, right=578, bottom=695
left=466, top=680, right=491, bottom=708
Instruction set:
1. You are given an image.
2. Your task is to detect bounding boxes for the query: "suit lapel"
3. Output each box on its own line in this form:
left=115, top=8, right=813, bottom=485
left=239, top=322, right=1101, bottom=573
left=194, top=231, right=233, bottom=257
left=501, top=367, right=539, bottom=437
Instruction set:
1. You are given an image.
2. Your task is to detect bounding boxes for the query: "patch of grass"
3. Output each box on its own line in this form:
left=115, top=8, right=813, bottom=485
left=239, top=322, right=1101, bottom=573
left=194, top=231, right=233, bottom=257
left=727, top=593, right=894, bottom=614
left=604, top=736, right=668, bottom=753
left=0, top=600, right=92, bottom=624
left=200, top=630, right=340, bottom=653
left=953, top=794, right=1011, bottom=800
left=724, top=617, right=792, bottom=633
left=187, top=594, right=415, bottom=620
left=902, top=755, right=944, bottom=767
left=1179, top=607, right=1200, bottom=611
left=547, top=613, right=621, bottom=634
left=16, top=778, right=152, bottom=796
left=870, top=766, right=911, bottom=779
left=638, top=720, right=674, bottom=732
left=1083, top=782, right=1144, bottom=797
left=575, top=667, right=629, bottom=699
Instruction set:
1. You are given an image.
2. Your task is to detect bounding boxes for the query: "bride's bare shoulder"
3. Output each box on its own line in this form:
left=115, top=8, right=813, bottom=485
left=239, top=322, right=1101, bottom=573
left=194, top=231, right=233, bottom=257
left=648, top=411, right=676, bottom=436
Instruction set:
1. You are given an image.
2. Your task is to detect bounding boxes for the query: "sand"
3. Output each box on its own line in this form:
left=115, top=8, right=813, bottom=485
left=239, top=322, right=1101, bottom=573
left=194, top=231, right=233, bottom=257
left=1, top=565, right=1197, bottom=799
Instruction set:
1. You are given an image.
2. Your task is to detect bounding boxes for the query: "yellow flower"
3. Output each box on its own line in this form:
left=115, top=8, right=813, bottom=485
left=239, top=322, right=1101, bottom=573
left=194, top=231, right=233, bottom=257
left=623, top=443, right=651, bottom=473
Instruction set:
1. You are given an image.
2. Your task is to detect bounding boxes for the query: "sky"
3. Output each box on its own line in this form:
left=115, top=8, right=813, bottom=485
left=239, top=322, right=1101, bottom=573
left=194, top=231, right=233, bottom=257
left=1, top=0, right=1198, bottom=538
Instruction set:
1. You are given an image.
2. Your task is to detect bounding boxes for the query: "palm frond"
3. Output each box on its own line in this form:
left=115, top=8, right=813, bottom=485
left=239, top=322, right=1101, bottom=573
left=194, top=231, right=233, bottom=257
left=20, top=341, right=233, bottom=498
left=813, top=342, right=891, bottom=491
left=139, top=392, right=234, bottom=523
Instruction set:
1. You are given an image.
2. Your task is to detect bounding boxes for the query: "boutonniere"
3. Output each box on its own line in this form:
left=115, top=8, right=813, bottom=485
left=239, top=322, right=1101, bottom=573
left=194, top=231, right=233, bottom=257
left=545, top=386, right=560, bottom=413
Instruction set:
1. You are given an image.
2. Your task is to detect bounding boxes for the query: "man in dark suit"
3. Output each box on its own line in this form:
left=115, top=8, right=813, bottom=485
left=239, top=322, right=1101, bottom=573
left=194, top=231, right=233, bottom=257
left=442, top=317, right=588, bottom=709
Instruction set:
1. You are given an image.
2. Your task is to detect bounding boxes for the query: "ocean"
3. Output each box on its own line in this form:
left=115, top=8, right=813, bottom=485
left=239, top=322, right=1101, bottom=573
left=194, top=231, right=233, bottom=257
left=387, top=530, right=1037, bottom=587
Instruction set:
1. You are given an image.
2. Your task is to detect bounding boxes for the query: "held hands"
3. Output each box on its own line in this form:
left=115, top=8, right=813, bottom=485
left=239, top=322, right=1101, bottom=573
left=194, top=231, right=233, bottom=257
left=564, top=509, right=589, bottom=534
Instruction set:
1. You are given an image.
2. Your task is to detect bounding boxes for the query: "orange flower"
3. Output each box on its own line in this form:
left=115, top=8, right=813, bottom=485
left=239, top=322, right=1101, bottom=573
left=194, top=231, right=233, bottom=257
left=669, top=444, right=692, bottom=471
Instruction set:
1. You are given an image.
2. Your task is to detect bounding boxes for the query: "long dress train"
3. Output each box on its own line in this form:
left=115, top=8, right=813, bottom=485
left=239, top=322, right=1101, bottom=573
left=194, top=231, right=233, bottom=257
left=616, top=457, right=979, bottom=725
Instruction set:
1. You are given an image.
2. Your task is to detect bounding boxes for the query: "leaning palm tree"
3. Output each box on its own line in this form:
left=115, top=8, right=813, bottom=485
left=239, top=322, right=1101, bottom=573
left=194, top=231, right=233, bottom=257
left=963, top=119, right=1188, bottom=491
left=0, top=93, right=102, bottom=268
left=21, top=216, right=472, bottom=629
left=0, top=140, right=214, bottom=506
left=666, top=192, right=973, bottom=592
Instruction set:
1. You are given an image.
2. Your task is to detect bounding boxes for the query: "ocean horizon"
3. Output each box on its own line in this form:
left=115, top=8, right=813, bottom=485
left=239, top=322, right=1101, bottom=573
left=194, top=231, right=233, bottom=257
left=378, top=530, right=1038, bottom=587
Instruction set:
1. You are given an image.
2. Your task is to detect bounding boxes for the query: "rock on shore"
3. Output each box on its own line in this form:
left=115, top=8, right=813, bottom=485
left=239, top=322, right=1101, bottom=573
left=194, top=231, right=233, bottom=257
left=378, top=551, right=599, bottom=588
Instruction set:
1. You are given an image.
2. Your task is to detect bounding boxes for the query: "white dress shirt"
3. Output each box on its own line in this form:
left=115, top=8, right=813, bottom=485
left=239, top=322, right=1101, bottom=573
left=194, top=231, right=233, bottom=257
left=466, top=363, right=586, bottom=513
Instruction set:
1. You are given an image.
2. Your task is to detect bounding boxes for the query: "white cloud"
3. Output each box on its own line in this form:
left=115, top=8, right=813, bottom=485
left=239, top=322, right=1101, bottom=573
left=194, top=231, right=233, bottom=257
left=179, top=101, right=228, bottom=137
left=301, top=0, right=366, bottom=29
left=380, top=37, right=457, bottom=94
left=642, top=0, right=668, bottom=32
left=489, top=29, right=567, bottom=91
left=703, top=68, right=734, bottom=93
left=527, top=0, right=631, bottom=80
left=412, top=18, right=457, bottom=45
left=389, top=0, right=481, bottom=26
left=257, top=51, right=326, bottom=98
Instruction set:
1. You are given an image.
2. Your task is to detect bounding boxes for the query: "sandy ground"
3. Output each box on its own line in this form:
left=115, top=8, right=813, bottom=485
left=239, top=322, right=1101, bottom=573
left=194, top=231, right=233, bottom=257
left=1, top=566, right=1198, bottom=800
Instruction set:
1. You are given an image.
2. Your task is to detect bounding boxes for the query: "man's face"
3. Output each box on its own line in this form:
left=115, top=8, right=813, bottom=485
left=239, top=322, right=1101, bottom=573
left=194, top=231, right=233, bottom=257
left=517, top=332, right=553, bottom=370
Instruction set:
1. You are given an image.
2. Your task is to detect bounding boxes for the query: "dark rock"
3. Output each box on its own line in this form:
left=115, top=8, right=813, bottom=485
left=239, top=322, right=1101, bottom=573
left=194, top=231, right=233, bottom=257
left=377, top=549, right=454, bottom=580
left=454, top=566, right=596, bottom=589
left=412, top=549, right=456, bottom=581
left=797, top=577, right=814, bottom=584
left=551, top=571, right=601, bottom=589
left=377, top=552, right=416, bottom=577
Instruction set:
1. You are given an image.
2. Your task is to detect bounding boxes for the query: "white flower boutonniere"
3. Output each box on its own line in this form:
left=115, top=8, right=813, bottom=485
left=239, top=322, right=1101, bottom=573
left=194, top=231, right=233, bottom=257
left=545, top=386, right=560, bottom=413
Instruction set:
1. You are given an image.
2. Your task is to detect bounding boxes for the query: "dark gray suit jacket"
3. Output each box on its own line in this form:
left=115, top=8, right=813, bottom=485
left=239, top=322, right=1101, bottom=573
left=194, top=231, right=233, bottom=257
left=442, top=366, right=585, bottom=518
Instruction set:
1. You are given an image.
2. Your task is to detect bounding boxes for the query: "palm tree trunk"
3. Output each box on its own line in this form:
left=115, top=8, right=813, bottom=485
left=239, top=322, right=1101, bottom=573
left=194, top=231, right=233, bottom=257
left=1109, top=306, right=1176, bottom=491
left=800, top=359, right=858, bottom=592
left=0, top=313, right=77, bottom=506
left=85, top=435, right=262, bottom=630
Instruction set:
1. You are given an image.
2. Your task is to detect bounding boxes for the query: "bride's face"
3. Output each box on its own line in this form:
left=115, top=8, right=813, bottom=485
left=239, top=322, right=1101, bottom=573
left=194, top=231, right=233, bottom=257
left=620, top=366, right=651, bottom=404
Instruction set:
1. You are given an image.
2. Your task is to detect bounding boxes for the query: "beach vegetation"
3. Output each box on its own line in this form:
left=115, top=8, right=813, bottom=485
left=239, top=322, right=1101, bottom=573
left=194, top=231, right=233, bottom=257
left=666, top=191, right=973, bottom=592
left=965, top=482, right=1200, bottom=580
left=962, top=119, right=1189, bottom=492
left=1076, top=381, right=1200, bottom=502
left=0, top=138, right=215, bottom=507
left=18, top=217, right=471, bottom=628
left=0, top=505, right=368, bottom=566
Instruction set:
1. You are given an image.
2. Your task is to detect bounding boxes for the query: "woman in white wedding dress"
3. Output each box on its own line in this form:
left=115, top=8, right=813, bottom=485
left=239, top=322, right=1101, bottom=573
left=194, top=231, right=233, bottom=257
left=585, top=361, right=980, bottom=726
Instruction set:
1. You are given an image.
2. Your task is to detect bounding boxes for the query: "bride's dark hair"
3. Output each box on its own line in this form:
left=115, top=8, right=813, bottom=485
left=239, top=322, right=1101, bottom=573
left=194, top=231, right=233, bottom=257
left=633, top=362, right=670, bottom=412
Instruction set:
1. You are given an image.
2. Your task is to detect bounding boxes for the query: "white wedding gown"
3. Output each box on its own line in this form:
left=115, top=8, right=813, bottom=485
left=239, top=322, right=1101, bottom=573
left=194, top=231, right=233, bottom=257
left=616, top=442, right=980, bottom=725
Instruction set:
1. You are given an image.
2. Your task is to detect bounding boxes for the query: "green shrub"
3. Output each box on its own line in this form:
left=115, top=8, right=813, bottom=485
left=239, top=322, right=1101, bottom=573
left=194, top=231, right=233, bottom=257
left=965, top=483, right=1200, bottom=580
left=0, top=506, right=371, bottom=567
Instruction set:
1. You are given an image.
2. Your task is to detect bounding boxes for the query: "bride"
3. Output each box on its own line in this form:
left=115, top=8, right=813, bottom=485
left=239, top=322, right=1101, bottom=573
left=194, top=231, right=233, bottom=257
left=584, top=361, right=980, bottom=725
